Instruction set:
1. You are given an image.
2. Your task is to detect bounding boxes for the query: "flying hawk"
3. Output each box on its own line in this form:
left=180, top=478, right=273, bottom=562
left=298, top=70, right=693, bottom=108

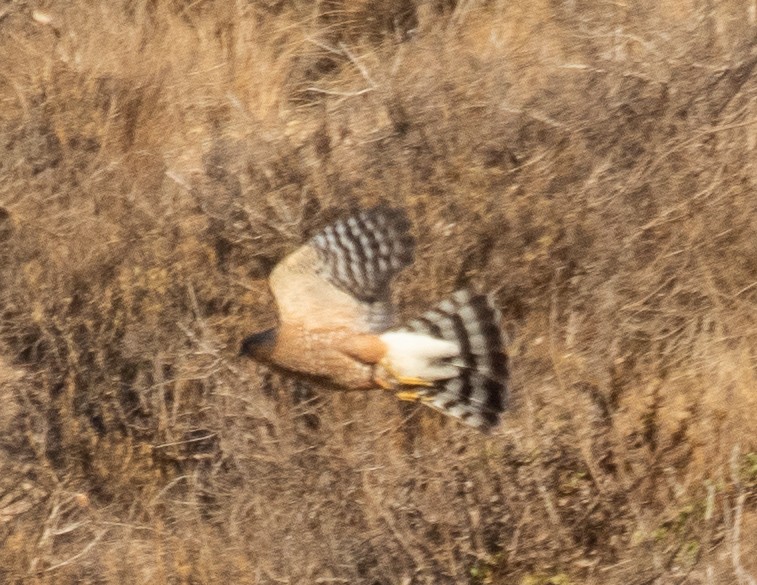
left=240, top=205, right=508, bottom=431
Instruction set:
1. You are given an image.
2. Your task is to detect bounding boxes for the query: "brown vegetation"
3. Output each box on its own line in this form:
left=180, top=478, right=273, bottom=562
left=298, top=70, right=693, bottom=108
left=1, top=1, right=756, bottom=584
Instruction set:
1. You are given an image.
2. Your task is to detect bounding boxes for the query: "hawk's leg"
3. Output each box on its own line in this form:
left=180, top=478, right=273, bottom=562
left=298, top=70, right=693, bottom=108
left=373, top=360, right=435, bottom=391
left=395, top=375, right=435, bottom=387
left=374, top=375, right=395, bottom=391
left=395, top=390, right=434, bottom=402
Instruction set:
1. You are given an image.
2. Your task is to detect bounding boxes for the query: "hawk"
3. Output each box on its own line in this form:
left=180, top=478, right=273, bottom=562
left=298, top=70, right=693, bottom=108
left=239, top=205, right=509, bottom=431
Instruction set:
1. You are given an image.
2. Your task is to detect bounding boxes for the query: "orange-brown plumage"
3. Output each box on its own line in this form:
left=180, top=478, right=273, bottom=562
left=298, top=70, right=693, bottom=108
left=239, top=205, right=510, bottom=431
left=240, top=205, right=412, bottom=389
left=267, top=324, right=385, bottom=389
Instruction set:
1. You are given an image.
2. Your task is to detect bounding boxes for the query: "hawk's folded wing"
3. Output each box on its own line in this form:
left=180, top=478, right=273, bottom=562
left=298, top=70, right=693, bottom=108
left=268, top=205, right=415, bottom=334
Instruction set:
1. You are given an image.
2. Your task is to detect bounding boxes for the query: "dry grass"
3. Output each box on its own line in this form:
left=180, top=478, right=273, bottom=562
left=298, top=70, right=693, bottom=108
left=1, top=1, right=756, bottom=584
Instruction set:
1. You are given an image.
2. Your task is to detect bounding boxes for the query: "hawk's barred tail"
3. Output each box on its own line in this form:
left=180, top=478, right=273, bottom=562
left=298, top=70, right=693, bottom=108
left=310, top=204, right=415, bottom=304
left=400, top=290, right=509, bottom=431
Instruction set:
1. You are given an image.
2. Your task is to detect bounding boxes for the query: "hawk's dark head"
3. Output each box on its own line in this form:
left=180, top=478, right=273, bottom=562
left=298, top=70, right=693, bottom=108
left=239, top=327, right=278, bottom=362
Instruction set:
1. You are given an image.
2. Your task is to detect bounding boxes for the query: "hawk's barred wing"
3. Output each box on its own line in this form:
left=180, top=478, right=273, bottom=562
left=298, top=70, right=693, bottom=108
left=310, top=206, right=414, bottom=303
left=268, top=205, right=415, bottom=335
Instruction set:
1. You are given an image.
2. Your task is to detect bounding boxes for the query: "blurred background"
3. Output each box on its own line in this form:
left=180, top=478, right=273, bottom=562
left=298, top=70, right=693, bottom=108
left=0, top=1, right=755, bottom=583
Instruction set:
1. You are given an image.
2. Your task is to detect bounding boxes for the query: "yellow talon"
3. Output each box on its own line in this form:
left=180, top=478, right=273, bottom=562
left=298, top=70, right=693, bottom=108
left=377, top=359, right=434, bottom=388
left=395, top=391, right=419, bottom=402
left=395, top=390, right=433, bottom=402
left=396, top=375, right=434, bottom=387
